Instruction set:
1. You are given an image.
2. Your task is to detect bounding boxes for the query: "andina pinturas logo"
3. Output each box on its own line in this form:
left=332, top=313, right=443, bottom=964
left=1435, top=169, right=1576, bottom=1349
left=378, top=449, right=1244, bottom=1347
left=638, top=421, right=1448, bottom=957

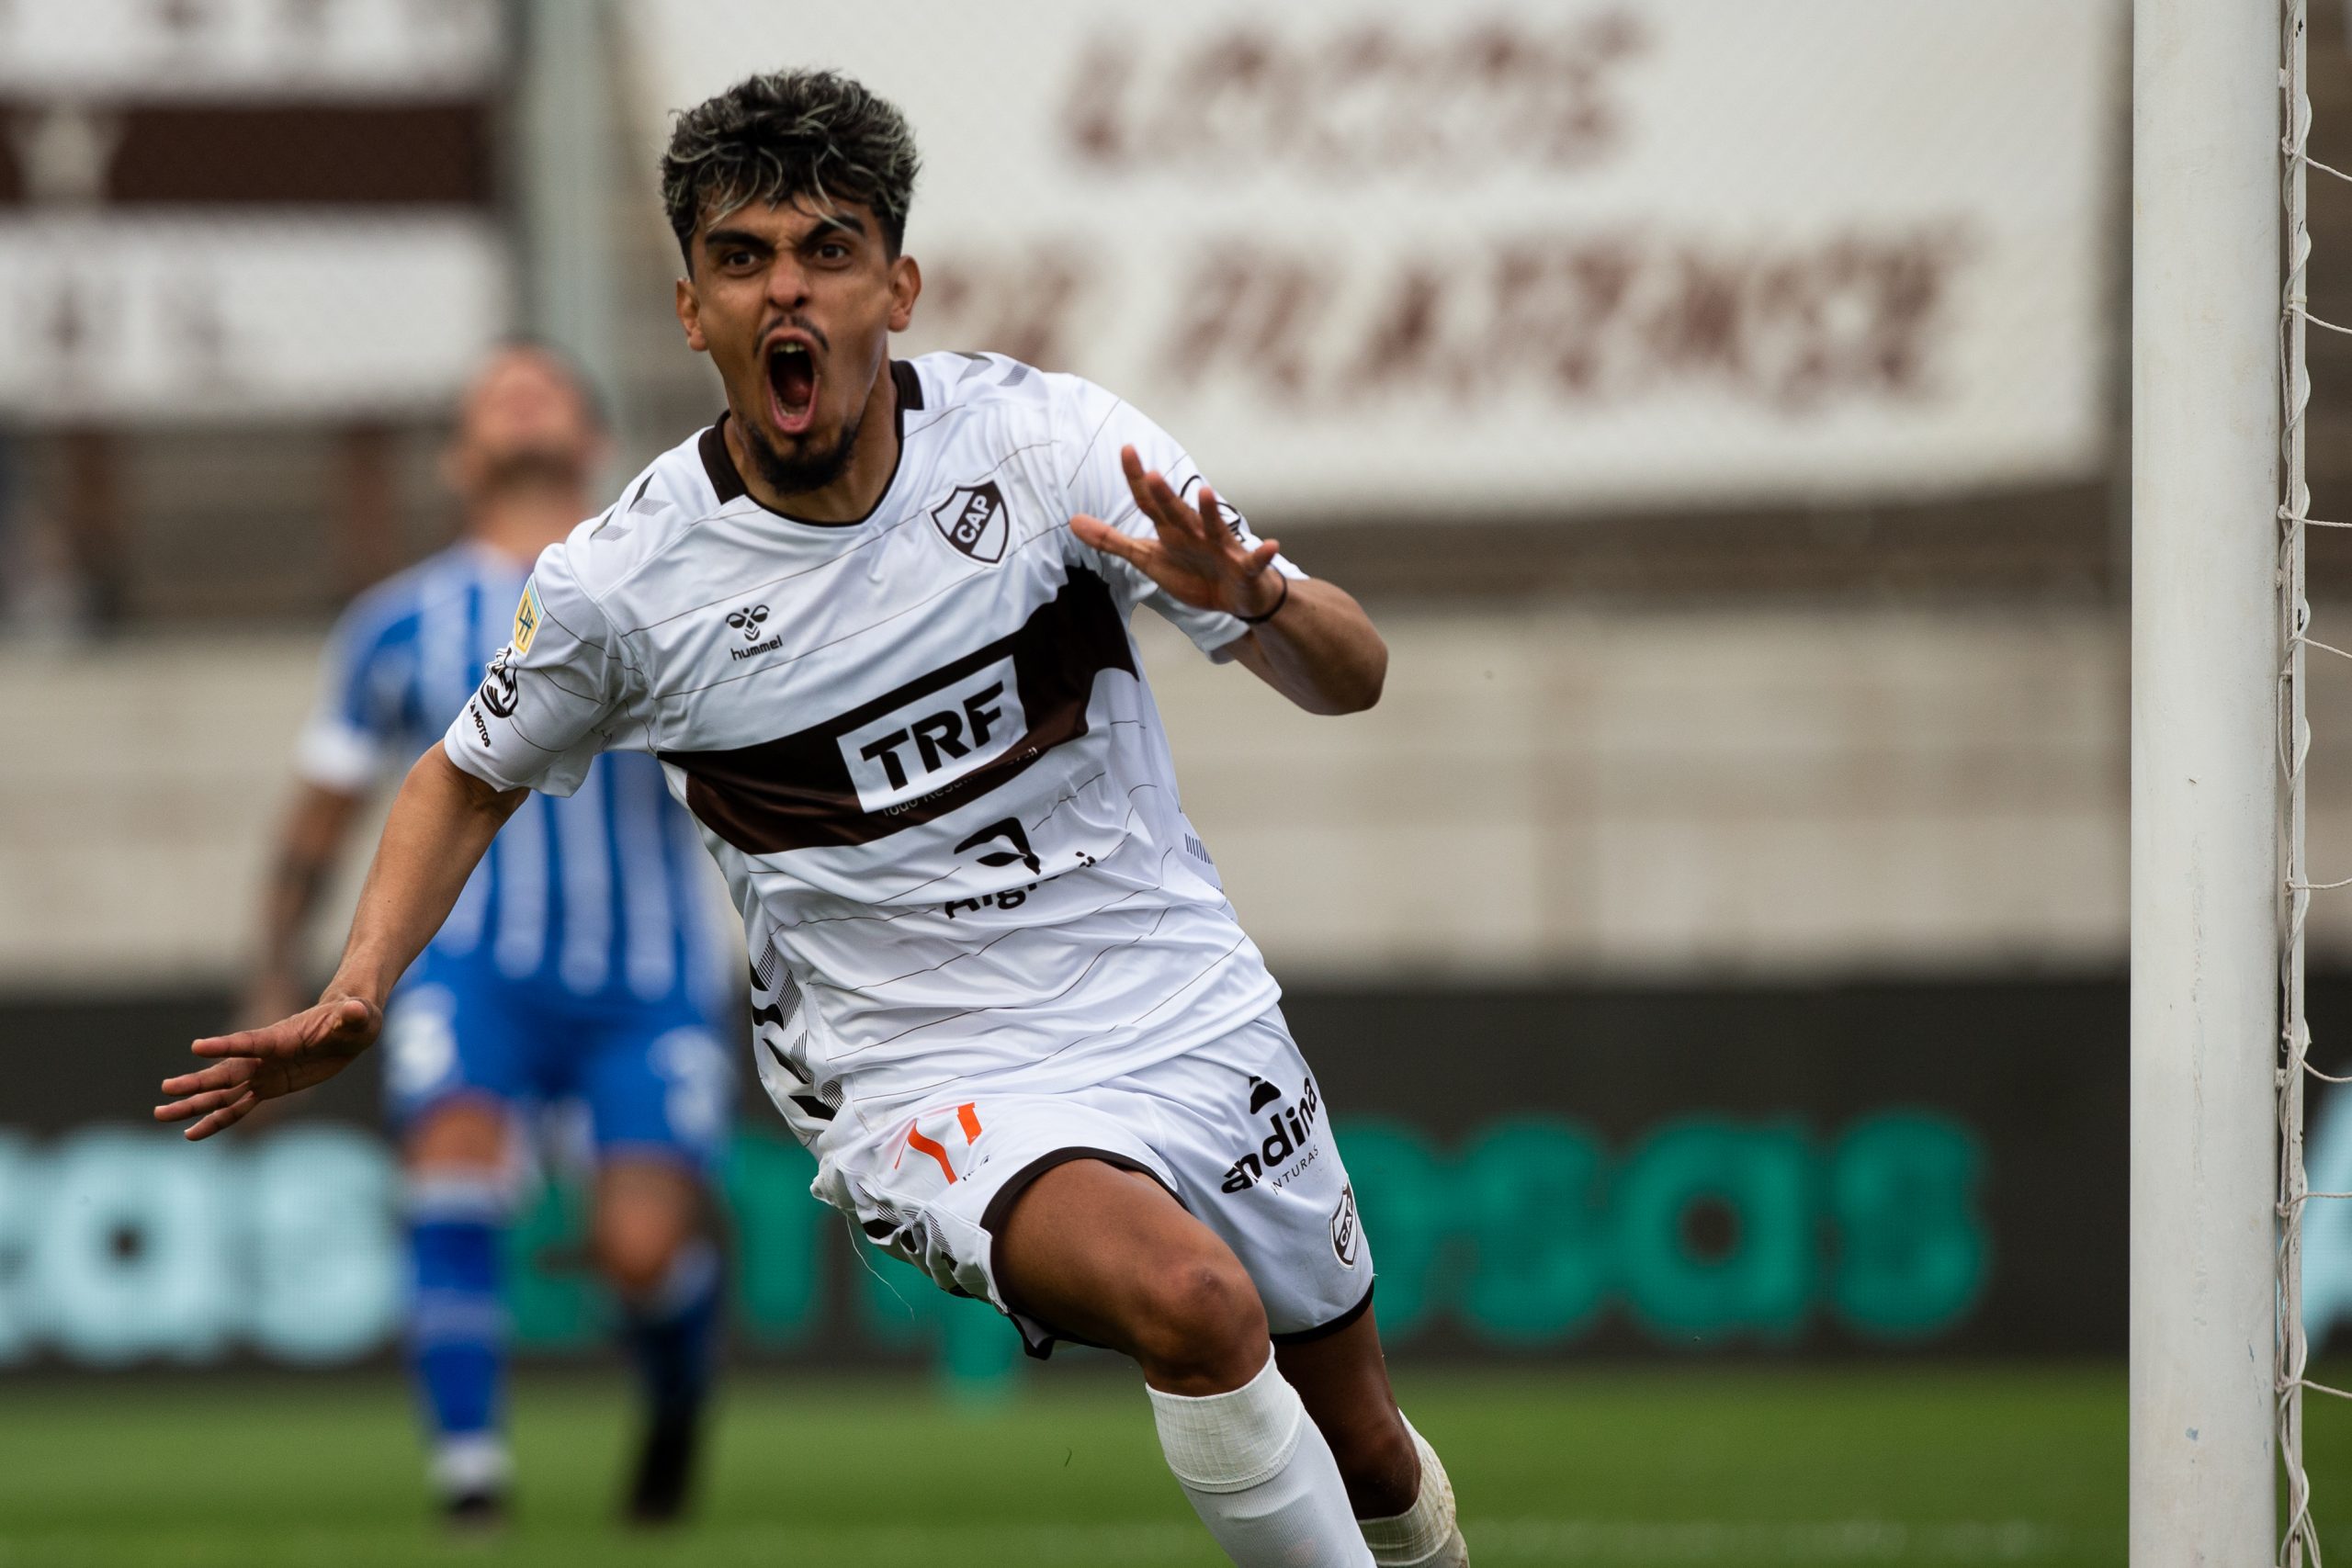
left=1220, top=1074, right=1324, bottom=1192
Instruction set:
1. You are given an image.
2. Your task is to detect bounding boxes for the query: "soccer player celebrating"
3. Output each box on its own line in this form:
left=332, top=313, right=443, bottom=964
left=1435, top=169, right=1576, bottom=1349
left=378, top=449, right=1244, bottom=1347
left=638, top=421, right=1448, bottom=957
left=164, top=71, right=1466, bottom=1568
left=237, top=346, right=735, bottom=1528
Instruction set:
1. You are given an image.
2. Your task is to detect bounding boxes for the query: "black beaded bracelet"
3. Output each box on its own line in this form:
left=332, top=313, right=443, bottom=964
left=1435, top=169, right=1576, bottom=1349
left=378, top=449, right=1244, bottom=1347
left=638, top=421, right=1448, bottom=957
left=1237, top=574, right=1291, bottom=626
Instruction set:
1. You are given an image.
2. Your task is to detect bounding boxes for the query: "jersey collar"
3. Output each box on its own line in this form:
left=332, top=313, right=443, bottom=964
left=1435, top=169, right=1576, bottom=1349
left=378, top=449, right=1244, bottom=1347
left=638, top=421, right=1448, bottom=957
left=698, top=359, right=925, bottom=528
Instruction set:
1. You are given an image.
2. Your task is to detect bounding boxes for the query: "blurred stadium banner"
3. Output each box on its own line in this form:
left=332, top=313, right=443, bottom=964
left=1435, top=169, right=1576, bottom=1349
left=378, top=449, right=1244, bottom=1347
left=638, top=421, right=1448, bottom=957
left=0, top=980, right=2124, bottom=1374
left=626, top=0, right=2122, bottom=515
left=0, top=0, right=509, bottom=422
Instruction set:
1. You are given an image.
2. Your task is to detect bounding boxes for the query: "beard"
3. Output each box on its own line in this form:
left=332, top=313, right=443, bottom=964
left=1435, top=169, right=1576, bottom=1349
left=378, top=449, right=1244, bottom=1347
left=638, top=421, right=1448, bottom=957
left=474, top=445, right=590, bottom=496
left=742, top=404, right=864, bottom=498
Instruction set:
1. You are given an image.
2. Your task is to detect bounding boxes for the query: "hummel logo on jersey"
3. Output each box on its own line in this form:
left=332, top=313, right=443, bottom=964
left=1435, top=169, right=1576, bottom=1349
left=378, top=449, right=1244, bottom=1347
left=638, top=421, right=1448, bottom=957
left=839, top=655, right=1028, bottom=812
left=931, top=481, right=1008, bottom=563
left=728, top=604, right=780, bottom=661
left=1220, top=1075, right=1324, bottom=1193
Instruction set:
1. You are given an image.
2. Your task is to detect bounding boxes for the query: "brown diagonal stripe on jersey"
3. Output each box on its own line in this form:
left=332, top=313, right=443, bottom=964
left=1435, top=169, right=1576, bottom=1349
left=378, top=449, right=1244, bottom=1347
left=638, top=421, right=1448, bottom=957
left=661, top=569, right=1136, bottom=855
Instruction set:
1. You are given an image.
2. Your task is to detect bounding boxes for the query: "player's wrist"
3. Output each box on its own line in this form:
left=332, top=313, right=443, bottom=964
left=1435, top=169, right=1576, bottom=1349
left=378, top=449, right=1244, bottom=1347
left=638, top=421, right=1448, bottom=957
left=1232, top=572, right=1290, bottom=626
left=319, top=966, right=393, bottom=1018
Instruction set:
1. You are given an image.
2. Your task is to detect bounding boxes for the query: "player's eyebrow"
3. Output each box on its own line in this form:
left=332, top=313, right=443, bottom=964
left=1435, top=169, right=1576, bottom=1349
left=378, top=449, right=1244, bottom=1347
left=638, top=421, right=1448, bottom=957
left=800, top=212, right=867, bottom=244
left=701, top=225, right=775, bottom=258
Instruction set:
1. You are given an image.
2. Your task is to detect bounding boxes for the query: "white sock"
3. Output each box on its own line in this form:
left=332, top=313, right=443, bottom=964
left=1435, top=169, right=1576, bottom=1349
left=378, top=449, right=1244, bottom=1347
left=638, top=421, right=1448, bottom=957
left=1148, top=1353, right=1374, bottom=1568
left=1360, top=1416, right=1467, bottom=1568
left=429, top=1431, right=511, bottom=1499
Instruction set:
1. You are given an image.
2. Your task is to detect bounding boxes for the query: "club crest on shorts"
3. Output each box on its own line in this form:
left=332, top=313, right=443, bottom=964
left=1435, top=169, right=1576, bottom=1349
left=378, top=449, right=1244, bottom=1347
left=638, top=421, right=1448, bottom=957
left=1329, top=1183, right=1361, bottom=1269
left=931, top=480, right=1008, bottom=563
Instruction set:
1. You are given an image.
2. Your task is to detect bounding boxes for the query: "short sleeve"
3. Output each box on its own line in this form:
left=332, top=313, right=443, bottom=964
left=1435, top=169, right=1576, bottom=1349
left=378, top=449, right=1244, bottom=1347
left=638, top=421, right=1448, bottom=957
left=293, top=599, right=409, bottom=793
left=440, top=541, right=627, bottom=796
left=1061, top=384, right=1306, bottom=660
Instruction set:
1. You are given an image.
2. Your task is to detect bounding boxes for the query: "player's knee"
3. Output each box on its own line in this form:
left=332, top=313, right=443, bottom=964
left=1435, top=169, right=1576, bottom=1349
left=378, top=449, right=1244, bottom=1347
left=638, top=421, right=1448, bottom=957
left=593, top=1160, right=703, bottom=1298
left=594, top=1198, right=696, bottom=1300
left=1130, top=1254, right=1268, bottom=1392
left=406, top=1100, right=508, bottom=1173
left=595, top=1213, right=686, bottom=1298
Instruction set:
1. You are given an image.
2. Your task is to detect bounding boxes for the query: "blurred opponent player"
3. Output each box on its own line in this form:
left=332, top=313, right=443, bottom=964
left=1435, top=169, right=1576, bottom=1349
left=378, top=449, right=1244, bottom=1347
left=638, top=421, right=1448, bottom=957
left=241, top=346, right=734, bottom=1528
left=167, top=73, right=1465, bottom=1567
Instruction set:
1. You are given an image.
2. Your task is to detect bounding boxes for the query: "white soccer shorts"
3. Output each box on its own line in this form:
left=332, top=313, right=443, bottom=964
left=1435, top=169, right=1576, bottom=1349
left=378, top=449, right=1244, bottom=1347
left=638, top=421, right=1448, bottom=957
left=812, top=1008, right=1376, bottom=1357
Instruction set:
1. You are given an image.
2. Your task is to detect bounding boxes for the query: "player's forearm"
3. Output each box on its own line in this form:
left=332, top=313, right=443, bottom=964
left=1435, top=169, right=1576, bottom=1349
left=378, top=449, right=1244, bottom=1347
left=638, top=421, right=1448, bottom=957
left=253, top=784, right=363, bottom=988
left=1232, top=580, right=1387, bottom=716
left=323, top=746, right=524, bottom=1009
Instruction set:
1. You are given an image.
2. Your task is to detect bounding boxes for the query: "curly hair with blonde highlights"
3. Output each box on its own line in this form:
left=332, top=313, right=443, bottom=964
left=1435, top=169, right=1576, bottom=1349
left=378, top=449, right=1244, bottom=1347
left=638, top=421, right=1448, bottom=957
left=660, top=69, right=922, bottom=264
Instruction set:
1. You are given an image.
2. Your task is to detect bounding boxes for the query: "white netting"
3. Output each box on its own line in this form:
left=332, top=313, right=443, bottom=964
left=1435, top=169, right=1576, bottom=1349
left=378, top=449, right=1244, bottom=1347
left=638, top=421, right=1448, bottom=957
left=2283, top=2, right=2324, bottom=1562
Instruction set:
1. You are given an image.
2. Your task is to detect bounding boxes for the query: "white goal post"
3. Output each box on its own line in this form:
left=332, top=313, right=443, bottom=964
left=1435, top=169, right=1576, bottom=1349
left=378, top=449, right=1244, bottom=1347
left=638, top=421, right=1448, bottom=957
left=2130, top=0, right=2290, bottom=1563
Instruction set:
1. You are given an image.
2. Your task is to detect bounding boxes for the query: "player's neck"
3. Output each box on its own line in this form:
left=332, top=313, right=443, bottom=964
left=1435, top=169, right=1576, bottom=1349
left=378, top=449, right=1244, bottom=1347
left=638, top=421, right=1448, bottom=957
left=724, top=359, right=900, bottom=524
left=468, top=490, right=588, bottom=568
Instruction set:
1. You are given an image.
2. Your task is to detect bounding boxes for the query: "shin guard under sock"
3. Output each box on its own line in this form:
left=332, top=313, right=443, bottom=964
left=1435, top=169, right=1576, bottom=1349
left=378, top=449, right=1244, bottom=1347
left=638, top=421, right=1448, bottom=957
left=1148, top=1354, right=1374, bottom=1568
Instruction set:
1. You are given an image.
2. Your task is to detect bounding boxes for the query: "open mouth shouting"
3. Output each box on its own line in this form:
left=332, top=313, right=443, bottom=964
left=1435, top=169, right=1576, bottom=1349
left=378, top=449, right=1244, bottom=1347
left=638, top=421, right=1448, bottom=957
left=763, top=330, right=821, bottom=440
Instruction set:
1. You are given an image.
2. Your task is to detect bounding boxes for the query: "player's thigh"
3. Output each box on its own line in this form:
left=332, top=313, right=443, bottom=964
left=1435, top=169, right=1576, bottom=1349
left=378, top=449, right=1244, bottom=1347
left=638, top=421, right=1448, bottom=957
left=574, top=1011, right=729, bottom=1291
left=577, top=1011, right=737, bottom=1174
left=382, top=979, right=522, bottom=1172
left=824, top=1095, right=1261, bottom=1382
left=993, top=1156, right=1268, bottom=1388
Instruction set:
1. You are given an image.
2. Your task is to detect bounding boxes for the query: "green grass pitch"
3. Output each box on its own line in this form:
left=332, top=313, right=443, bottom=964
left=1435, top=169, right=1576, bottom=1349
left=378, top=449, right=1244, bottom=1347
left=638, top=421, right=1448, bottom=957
left=0, top=1363, right=2169, bottom=1566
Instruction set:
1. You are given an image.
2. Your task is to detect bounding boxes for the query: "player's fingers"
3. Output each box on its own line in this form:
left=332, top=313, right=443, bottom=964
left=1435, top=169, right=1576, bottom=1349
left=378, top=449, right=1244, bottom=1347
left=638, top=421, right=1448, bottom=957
left=1195, top=483, right=1229, bottom=540
left=153, top=1083, right=251, bottom=1123
left=160, top=1058, right=253, bottom=1097
left=1121, top=462, right=1173, bottom=533
left=1242, top=539, right=1281, bottom=574
left=1120, top=450, right=1195, bottom=538
left=1144, top=470, right=1207, bottom=541
left=182, top=1092, right=257, bottom=1142
left=1196, top=485, right=1259, bottom=564
left=189, top=1024, right=288, bottom=1059
left=192, top=998, right=358, bottom=1059
left=1071, top=513, right=1156, bottom=566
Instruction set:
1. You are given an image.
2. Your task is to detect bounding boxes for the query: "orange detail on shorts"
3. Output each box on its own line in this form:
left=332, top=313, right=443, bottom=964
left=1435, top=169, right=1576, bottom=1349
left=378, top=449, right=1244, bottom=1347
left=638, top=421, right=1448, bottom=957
left=957, top=1102, right=983, bottom=1143
left=907, top=1126, right=957, bottom=1184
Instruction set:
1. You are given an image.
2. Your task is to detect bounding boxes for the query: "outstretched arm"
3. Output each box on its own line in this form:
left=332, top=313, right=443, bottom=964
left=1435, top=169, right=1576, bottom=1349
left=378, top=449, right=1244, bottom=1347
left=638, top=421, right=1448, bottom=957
left=1070, top=446, right=1386, bottom=716
left=159, top=746, right=525, bottom=1139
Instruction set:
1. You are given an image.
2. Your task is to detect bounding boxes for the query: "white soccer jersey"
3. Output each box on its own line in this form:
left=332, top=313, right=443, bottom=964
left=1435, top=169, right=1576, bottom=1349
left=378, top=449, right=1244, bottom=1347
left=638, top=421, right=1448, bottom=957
left=442, top=352, right=1306, bottom=1147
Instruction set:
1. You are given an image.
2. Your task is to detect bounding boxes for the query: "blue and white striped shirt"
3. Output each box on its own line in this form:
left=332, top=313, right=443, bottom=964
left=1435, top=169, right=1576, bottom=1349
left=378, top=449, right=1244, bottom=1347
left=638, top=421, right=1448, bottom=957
left=298, top=542, right=722, bottom=1005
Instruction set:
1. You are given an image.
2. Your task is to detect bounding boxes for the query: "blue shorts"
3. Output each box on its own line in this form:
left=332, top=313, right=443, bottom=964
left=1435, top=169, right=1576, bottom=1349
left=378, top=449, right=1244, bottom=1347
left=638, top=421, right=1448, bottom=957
left=379, top=954, right=735, bottom=1173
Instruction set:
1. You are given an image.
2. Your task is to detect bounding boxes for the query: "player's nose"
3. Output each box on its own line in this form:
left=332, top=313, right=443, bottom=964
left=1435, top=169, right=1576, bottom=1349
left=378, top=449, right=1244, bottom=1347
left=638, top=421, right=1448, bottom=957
left=763, top=256, right=811, bottom=310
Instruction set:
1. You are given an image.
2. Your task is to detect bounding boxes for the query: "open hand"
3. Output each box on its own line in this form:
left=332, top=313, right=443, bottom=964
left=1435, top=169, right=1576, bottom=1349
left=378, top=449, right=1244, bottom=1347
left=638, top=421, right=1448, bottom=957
left=155, top=995, right=381, bottom=1140
left=1070, top=446, right=1283, bottom=619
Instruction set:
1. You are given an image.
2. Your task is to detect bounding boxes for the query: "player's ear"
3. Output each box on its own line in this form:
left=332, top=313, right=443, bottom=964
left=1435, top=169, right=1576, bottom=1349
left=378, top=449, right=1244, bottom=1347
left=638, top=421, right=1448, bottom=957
left=675, top=275, right=708, bottom=354
left=887, top=254, right=921, bottom=333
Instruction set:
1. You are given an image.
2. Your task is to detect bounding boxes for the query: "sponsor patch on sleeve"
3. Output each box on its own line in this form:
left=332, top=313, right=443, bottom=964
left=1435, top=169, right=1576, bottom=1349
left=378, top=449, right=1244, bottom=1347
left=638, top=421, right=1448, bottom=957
left=512, top=582, right=541, bottom=654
